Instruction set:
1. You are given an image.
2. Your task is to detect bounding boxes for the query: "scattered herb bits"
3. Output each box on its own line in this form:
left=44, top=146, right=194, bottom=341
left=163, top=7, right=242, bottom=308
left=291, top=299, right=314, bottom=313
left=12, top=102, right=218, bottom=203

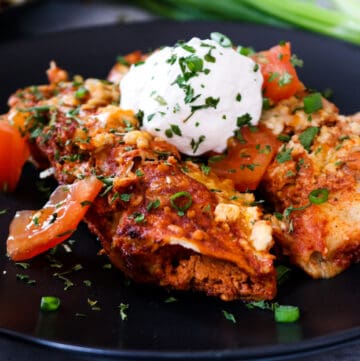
left=299, top=126, right=319, bottom=151
left=40, top=296, right=61, bottom=312
left=222, top=309, right=236, bottom=323
left=119, top=303, right=129, bottom=321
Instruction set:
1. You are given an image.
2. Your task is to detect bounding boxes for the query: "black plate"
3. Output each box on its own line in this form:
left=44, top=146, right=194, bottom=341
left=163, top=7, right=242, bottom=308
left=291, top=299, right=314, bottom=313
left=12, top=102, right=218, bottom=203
left=0, top=21, right=360, bottom=361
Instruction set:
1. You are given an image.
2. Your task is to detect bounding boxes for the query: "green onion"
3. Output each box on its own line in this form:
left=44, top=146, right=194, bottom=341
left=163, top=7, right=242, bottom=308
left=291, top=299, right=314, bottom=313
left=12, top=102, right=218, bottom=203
left=74, top=86, right=89, bottom=100
left=309, top=188, right=329, bottom=204
left=170, top=191, right=193, bottom=214
left=40, top=296, right=61, bottom=312
left=119, top=303, right=129, bottom=320
left=132, top=0, right=360, bottom=46
left=303, top=93, right=323, bottom=114
left=274, top=305, right=300, bottom=323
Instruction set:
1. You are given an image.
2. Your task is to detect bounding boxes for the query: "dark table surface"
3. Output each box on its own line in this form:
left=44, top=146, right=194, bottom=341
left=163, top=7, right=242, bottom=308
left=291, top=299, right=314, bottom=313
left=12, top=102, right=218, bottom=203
left=0, top=1, right=359, bottom=360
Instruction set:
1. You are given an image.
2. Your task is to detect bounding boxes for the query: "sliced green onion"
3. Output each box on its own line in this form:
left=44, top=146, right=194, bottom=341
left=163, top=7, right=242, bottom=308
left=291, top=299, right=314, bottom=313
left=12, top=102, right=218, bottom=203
left=40, top=296, right=61, bottom=312
left=133, top=0, right=360, bottom=46
left=74, top=86, right=89, bottom=100
left=309, top=188, right=329, bottom=204
left=170, top=191, right=193, bottom=213
left=303, top=93, right=323, bottom=114
left=274, top=305, right=300, bottom=323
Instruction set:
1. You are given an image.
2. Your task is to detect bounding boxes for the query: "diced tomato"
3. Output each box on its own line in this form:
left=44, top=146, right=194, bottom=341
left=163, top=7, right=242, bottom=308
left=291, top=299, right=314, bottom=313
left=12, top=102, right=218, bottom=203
left=0, top=119, right=30, bottom=192
left=7, top=176, right=103, bottom=261
left=210, top=125, right=281, bottom=192
left=252, top=42, right=304, bottom=102
left=123, top=50, right=143, bottom=65
left=46, top=61, right=69, bottom=84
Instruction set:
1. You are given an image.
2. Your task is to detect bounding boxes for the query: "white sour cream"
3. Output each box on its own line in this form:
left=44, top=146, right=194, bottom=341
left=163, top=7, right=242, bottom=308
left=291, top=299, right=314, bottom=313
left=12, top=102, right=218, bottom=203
left=120, top=37, right=263, bottom=156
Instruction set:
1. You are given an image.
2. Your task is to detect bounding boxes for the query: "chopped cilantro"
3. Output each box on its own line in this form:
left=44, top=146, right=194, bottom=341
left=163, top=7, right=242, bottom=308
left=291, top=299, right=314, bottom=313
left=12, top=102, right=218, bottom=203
left=299, top=126, right=319, bottom=151
left=146, top=199, right=160, bottom=211
left=120, top=193, right=132, bottom=202
left=236, top=113, right=252, bottom=127
left=276, top=146, right=292, bottom=163
left=16, top=274, right=36, bottom=285
left=119, top=303, right=129, bottom=320
left=278, top=71, right=293, bottom=87
left=200, top=164, right=211, bottom=175
left=170, top=124, right=182, bottom=136
left=222, top=310, right=236, bottom=323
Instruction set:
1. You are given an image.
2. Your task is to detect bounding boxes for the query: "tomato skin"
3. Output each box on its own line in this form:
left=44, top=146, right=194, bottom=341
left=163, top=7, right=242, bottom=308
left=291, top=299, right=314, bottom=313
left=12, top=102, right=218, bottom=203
left=210, top=125, right=281, bottom=192
left=253, top=42, right=303, bottom=102
left=7, top=176, right=103, bottom=261
left=0, top=119, right=30, bottom=192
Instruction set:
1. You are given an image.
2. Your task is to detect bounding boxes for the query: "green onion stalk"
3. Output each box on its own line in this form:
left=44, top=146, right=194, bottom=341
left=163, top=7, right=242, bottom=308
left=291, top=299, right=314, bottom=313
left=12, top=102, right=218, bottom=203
left=130, top=0, right=360, bottom=46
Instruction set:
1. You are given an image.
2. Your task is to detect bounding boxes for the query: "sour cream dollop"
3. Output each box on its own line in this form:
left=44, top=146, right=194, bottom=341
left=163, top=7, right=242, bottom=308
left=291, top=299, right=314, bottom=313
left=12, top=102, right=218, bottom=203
left=120, top=36, right=263, bottom=156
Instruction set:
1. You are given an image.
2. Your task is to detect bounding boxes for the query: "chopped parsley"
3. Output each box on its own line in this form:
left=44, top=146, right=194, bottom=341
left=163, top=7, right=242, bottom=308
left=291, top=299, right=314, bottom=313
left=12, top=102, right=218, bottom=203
left=299, top=126, right=319, bottom=151
left=204, top=49, right=216, bottom=63
left=190, top=96, right=220, bottom=113
left=120, top=193, right=132, bottom=202
left=170, top=124, right=182, bottom=136
left=276, top=146, right=292, bottom=163
left=119, top=303, right=129, bottom=320
left=80, top=200, right=93, bottom=207
left=222, top=310, right=236, bottom=323
left=278, top=71, right=293, bottom=87
left=236, top=113, right=252, bottom=127
left=200, top=163, right=211, bottom=175
left=190, top=135, right=206, bottom=153
left=16, top=273, right=36, bottom=285
left=146, top=199, right=161, bottom=211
